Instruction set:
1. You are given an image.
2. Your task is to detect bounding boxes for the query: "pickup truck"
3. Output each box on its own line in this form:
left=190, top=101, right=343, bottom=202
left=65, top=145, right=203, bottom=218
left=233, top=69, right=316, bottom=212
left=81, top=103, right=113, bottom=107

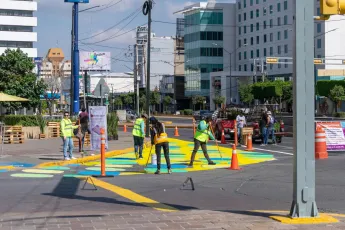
left=211, top=119, right=236, bottom=140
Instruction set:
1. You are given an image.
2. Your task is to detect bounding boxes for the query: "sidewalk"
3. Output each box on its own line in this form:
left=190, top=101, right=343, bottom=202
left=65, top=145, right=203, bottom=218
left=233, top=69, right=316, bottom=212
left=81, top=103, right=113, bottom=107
left=0, top=131, right=134, bottom=164
left=0, top=209, right=344, bottom=230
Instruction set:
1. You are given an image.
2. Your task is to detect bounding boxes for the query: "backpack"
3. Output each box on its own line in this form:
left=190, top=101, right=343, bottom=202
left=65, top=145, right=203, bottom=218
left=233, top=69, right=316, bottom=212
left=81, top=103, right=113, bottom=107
left=269, top=115, right=274, bottom=124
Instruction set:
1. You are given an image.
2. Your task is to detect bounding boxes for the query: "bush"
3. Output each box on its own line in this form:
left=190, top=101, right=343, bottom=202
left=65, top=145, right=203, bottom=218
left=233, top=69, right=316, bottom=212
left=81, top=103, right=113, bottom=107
left=0, top=115, right=38, bottom=126
left=334, top=112, right=345, bottom=118
left=107, top=112, right=119, bottom=139
left=184, top=109, right=193, bottom=115
left=179, top=110, right=185, bottom=115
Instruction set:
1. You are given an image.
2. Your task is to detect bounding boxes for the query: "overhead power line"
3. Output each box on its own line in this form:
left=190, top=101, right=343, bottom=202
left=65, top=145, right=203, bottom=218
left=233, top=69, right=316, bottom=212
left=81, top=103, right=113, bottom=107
left=83, top=0, right=123, bottom=13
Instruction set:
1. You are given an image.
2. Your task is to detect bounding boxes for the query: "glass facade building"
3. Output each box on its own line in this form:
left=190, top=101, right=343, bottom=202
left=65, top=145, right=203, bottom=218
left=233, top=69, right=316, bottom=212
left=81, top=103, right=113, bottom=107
left=184, top=10, right=224, bottom=99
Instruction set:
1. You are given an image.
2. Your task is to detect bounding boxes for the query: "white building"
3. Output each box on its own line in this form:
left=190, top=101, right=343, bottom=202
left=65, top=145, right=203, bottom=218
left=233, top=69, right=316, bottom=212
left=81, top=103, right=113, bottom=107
left=90, top=72, right=134, bottom=95
left=0, top=0, right=37, bottom=57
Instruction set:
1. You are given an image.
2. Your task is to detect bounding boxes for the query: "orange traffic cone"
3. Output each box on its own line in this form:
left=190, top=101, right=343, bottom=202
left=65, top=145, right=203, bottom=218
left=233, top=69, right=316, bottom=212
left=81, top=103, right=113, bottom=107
left=229, top=144, right=241, bottom=170
left=315, top=126, right=328, bottom=159
left=221, top=129, right=226, bottom=144
left=123, top=125, right=127, bottom=132
left=174, top=126, right=180, bottom=137
left=245, top=134, right=254, bottom=151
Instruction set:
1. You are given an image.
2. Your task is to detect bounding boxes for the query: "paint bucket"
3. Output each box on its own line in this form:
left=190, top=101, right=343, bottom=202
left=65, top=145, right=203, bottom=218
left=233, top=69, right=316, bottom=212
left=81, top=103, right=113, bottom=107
left=151, top=154, right=157, bottom=165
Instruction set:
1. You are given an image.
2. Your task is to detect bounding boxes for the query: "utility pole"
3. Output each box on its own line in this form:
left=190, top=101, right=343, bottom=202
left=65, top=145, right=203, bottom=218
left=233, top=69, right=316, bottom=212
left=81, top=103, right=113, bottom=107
left=83, top=70, right=87, bottom=109
left=72, top=2, right=80, bottom=115
left=134, top=44, right=140, bottom=115
left=143, top=0, right=152, bottom=137
left=70, top=7, right=74, bottom=115
left=289, top=0, right=318, bottom=218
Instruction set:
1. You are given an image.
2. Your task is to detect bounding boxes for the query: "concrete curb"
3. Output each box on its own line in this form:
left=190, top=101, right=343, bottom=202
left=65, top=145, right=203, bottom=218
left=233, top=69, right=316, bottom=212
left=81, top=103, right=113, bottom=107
left=35, top=141, right=152, bottom=168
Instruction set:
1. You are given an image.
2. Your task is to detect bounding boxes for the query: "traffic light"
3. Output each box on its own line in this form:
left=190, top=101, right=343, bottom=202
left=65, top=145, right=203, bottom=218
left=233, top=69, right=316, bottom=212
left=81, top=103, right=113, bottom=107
left=266, top=57, right=278, bottom=64
left=320, top=0, right=345, bottom=15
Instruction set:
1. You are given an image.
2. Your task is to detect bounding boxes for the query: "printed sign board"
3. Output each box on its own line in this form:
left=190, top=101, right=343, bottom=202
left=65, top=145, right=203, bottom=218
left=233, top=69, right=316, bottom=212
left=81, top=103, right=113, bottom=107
left=80, top=51, right=111, bottom=71
left=316, top=121, right=345, bottom=151
left=89, top=106, right=108, bottom=150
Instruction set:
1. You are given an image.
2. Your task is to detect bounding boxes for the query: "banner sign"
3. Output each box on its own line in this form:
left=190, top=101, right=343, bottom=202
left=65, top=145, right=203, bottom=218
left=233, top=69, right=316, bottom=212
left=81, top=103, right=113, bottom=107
left=316, top=121, right=345, bottom=151
left=80, top=51, right=111, bottom=71
left=89, top=106, right=108, bottom=150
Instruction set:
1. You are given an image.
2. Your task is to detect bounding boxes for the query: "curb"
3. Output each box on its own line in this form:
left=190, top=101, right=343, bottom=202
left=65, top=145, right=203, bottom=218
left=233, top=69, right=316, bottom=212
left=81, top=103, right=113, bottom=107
left=35, top=141, right=152, bottom=168
left=119, top=124, right=193, bottom=129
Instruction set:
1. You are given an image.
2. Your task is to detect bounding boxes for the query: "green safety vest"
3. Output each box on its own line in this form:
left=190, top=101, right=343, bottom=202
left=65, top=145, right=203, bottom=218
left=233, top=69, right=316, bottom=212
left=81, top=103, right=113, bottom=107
left=60, top=119, right=74, bottom=137
left=194, top=120, right=211, bottom=142
left=132, top=118, right=145, bottom=137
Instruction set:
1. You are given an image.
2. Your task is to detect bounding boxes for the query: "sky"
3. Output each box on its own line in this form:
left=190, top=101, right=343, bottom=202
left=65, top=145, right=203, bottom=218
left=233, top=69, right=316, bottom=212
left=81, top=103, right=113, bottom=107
left=36, top=0, right=198, bottom=72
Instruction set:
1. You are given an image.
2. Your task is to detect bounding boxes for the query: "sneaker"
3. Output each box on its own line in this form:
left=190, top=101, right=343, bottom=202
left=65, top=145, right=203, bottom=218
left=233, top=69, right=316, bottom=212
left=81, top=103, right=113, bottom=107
left=154, top=170, right=160, bottom=175
left=168, top=169, right=172, bottom=174
left=139, top=156, right=143, bottom=159
left=208, top=161, right=216, bottom=165
left=64, top=157, right=71, bottom=161
left=260, top=144, right=266, bottom=146
left=71, top=157, right=77, bottom=160
left=188, top=163, right=193, bottom=167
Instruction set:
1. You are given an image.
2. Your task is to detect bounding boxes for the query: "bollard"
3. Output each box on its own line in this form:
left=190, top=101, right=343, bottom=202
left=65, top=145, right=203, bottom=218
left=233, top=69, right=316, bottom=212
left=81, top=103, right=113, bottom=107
left=100, top=128, right=106, bottom=177
left=315, top=126, right=328, bottom=159
left=245, top=134, right=254, bottom=151
left=234, top=120, right=238, bottom=146
left=221, top=129, right=226, bottom=144
left=229, top=144, right=241, bottom=170
left=123, top=125, right=127, bottom=132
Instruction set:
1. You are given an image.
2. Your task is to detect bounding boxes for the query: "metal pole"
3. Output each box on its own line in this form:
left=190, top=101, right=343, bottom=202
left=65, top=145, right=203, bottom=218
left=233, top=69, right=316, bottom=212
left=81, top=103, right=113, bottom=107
left=70, top=6, right=74, bottom=115
left=289, top=0, right=318, bottom=218
left=112, top=85, right=114, bottom=112
left=72, top=2, right=80, bottom=114
left=100, top=84, right=103, bottom=105
left=83, top=70, right=87, bottom=109
left=229, top=52, right=232, bottom=104
left=145, top=0, right=152, bottom=137
left=136, top=45, right=140, bottom=115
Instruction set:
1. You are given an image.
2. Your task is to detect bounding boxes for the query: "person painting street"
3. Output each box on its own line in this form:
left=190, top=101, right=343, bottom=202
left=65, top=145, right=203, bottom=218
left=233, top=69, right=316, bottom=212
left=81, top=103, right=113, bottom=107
left=132, top=113, right=148, bottom=159
left=60, top=111, right=80, bottom=160
left=149, top=117, right=171, bottom=175
left=189, top=116, right=216, bottom=167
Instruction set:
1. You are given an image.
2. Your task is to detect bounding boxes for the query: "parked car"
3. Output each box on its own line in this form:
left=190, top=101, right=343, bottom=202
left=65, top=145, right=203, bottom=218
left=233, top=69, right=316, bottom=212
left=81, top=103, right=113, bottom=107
left=193, top=110, right=211, bottom=121
left=126, top=110, right=137, bottom=120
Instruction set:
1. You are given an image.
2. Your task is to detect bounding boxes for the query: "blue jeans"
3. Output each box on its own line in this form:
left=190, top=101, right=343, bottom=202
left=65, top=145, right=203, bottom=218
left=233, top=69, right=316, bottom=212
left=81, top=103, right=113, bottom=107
left=262, top=127, right=268, bottom=144
left=268, top=127, right=276, bottom=144
left=62, top=137, right=74, bottom=159
left=237, top=127, right=243, bottom=143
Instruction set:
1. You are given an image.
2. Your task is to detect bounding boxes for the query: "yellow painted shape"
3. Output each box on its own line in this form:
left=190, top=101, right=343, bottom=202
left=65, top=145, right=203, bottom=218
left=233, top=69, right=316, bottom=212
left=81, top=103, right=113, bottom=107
left=84, top=177, right=178, bottom=212
left=95, top=164, right=133, bottom=168
left=120, top=172, right=145, bottom=176
left=83, top=162, right=99, bottom=166
left=270, top=214, right=338, bottom=224
left=0, top=166, right=15, bottom=170
left=22, top=169, right=63, bottom=174
left=201, top=164, right=229, bottom=169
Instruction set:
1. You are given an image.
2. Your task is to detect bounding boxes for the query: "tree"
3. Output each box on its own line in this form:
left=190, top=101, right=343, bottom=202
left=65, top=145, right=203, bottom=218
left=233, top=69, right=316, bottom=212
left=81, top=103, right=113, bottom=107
left=329, top=85, right=345, bottom=113
left=150, top=91, right=160, bottom=112
left=123, top=94, right=133, bottom=107
left=42, top=76, right=60, bottom=116
left=113, top=97, right=123, bottom=110
left=239, top=84, right=254, bottom=106
left=139, top=94, right=146, bottom=113
left=192, top=95, right=206, bottom=110
left=163, top=95, right=172, bottom=112
left=0, top=49, right=47, bottom=111
left=213, top=95, right=225, bottom=108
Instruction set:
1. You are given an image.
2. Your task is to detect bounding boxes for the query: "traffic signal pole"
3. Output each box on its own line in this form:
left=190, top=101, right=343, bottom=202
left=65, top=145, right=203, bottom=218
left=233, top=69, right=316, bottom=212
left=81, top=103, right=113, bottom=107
left=289, top=0, right=318, bottom=218
left=72, top=2, right=80, bottom=114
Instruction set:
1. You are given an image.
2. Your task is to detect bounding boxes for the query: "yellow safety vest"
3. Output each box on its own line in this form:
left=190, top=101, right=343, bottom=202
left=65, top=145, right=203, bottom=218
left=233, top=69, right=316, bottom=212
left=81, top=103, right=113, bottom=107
left=60, top=119, right=75, bottom=137
left=194, top=120, right=211, bottom=142
left=132, top=118, right=145, bottom=137
left=154, top=132, right=169, bottom=144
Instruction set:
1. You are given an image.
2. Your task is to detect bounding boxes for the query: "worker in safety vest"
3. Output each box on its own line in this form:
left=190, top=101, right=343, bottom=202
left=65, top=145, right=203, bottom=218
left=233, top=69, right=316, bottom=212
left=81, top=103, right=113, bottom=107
left=132, top=113, right=148, bottom=159
left=149, top=117, right=171, bottom=175
left=60, top=111, right=80, bottom=161
left=189, top=116, right=216, bottom=167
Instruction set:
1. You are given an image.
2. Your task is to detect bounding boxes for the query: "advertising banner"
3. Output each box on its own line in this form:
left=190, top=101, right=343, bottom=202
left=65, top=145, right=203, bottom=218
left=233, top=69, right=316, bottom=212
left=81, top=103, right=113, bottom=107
left=80, top=51, right=111, bottom=71
left=316, top=121, right=345, bottom=151
left=89, top=106, right=108, bottom=150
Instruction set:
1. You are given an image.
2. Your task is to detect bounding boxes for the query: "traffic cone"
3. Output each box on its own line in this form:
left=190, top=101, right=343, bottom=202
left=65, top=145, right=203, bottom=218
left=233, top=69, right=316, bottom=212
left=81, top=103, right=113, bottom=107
left=315, top=126, right=328, bottom=159
left=229, top=144, right=241, bottom=170
left=245, top=134, right=254, bottom=151
left=174, top=126, right=180, bottom=137
left=221, top=129, right=226, bottom=144
left=123, top=125, right=127, bottom=132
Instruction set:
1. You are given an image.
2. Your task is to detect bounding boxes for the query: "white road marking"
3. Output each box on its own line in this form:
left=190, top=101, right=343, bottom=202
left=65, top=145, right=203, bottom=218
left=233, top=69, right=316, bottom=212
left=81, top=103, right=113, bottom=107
left=253, top=147, right=294, bottom=156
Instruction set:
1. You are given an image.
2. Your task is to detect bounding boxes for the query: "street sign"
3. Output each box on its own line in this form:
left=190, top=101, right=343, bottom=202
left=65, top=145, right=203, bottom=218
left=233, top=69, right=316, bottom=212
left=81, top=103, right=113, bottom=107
left=64, top=0, right=89, bottom=3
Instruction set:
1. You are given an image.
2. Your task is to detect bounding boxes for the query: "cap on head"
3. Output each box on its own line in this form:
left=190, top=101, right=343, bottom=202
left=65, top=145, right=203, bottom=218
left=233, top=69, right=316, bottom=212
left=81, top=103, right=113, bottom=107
left=149, top=116, right=158, bottom=124
left=141, top=113, right=148, bottom=119
left=267, top=111, right=272, bottom=115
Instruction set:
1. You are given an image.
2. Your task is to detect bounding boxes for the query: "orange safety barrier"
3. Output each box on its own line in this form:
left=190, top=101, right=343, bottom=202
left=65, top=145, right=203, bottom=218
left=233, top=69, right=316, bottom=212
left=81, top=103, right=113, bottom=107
left=221, top=129, right=226, bottom=144
left=123, top=125, right=127, bottom=132
left=315, top=126, right=328, bottom=159
left=174, top=126, right=180, bottom=137
left=245, top=134, right=254, bottom=151
left=229, top=144, right=241, bottom=170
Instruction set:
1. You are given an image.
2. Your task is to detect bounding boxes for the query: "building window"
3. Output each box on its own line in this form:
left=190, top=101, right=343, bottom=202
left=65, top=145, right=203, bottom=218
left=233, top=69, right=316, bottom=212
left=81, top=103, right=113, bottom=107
left=284, top=0, right=288, bottom=10
left=238, top=26, right=241, bottom=35
left=270, top=64, right=273, bottom=70
left=264, top=34, right=267, bottom=43
left=238, top=39, right=241, bottom=47
left=270, top=33, right=273, bottom=42
left=0, top=41, right=33, bottom=48
left=317, top=7, right=320, bottom=15
left=238, top=2, right=241, bottom=9
left=244, top=64, right=247, bottom=71
left=284, top=15, right=288, bottom=25
left=250, top=10, right=254, bottom=19
left=284, top=44, right=288, bottom=53
left=263, top=20, right=267, bottom=29
left=244, top=38, right=247, bottom=45
left=0, top=25, right=33, bottom=32
left=256, top=9, right=259, bottom=17
left=200, top=48, right=224, bottom=57
left=270, top=19, right=273, bottom=28
left=284, top=30, right=288, bottom=39
left=285, top=63, right=288, bottom=68
left=277, top=31, right=281, bottom=40
left=251, top=24, right=254, bottom=32
left=277, top=17, right=281, bottom=26
left=278, top=45, right=281, bottom=54
left=200, top=11, right=223, bottom=24
left=244, top=12, right=247, bottom=20
left=269, top=5, right=273, bottom=14
left=250, top=0, right=253, bottom=6
left=201, top=80, right=210, bottom=90
left=244, top=0, right=247, bottom=8
left=251, top=37, right=254, bottom=45
left=263, top=7, right=267, bottom=15
left=238, top=52, right=242, bottom=60
left=317, top=39, right=322, bottom=48
left=251, top=63, right=254, bottom=71
left=239, top=65, right=242, bottom=71
left=238, top=14, right=241, bottom=22
left=278, top=63, right=281, bottom=69
left=317, top=23, right=321, bottom=33
left=256, top=49, right=260, bottom=57
left=244, top=51, right=247, bottom=59
left=244, top=26, right=247, bottom=34
left=251, top=50, right=254, bottom=58
left=270, top=47, right=273, bottom=55
left=256, top=36, right=260, bottom=44
left=277, top=2, right=281, bottom=12
left=0, top=9, right=33, bottom=17
left=256, top=0, right=259, bottom=3
left=256, top=22, right=260, bottom=31
left=264, top=48, right=267, bottom=56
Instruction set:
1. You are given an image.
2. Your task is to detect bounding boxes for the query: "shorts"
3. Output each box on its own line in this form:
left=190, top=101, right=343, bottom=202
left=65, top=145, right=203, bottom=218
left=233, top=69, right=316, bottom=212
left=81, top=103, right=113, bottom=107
left=133, top=135, right=144, bottom=146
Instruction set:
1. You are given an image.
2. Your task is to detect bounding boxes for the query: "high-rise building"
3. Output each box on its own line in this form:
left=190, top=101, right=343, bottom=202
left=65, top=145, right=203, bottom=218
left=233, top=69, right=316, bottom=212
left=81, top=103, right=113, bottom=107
left=0, top=0, right=37, bottom=57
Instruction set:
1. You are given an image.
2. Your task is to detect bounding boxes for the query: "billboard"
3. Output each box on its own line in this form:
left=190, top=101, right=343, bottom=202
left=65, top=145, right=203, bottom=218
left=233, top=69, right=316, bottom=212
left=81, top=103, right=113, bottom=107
left=80, top=51, right=111, bottom=71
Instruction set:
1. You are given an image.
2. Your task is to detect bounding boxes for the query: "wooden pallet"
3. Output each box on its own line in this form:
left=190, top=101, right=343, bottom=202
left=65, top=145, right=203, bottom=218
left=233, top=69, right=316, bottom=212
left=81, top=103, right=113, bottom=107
left=1, top=126, right=25, bottom=144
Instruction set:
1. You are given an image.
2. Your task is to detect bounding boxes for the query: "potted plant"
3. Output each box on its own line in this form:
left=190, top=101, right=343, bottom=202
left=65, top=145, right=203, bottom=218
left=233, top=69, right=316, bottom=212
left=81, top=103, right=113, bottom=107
left=36, top=115, right=46, bottom=139
left=107, top=112, right=119, bottom=140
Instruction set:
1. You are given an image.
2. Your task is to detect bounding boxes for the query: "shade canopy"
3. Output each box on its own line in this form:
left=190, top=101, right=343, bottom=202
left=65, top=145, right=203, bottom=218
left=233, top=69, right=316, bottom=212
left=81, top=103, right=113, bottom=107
left=0, top=92, right=29, bottom=102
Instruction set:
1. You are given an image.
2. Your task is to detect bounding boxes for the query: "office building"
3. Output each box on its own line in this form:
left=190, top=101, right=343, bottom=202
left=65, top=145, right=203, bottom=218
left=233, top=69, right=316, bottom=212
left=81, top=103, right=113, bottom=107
left=0, top=0, right=37, bottom=57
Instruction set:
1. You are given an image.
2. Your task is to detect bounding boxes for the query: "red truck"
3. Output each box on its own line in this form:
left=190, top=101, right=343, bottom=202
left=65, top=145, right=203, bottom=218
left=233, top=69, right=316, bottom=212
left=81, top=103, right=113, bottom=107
left=210, top=109, right=236, bottom=140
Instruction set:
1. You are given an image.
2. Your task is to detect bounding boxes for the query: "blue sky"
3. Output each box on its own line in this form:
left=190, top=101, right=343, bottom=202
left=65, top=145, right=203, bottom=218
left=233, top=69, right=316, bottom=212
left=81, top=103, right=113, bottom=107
left=36, top=0, right=198, bottom=72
